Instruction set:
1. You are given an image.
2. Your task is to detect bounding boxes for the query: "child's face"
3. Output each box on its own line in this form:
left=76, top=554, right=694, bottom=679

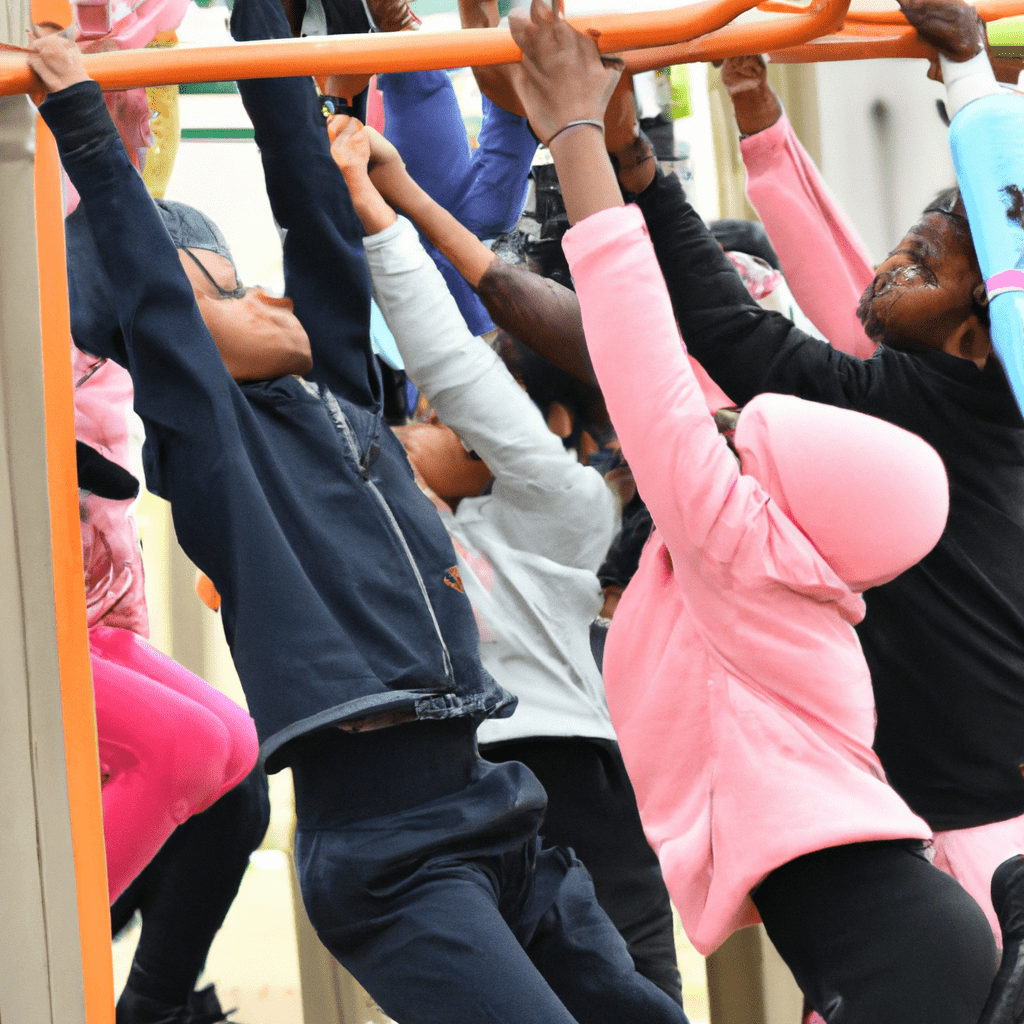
left=178, top=248, right=313, bottom=382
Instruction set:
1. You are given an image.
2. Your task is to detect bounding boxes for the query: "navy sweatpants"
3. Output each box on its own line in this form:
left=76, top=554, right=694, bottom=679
left=288, top=720, right=689, bottom=1024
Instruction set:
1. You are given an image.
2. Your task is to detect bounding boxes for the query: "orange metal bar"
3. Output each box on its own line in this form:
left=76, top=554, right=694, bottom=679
left=768, top=1, right=1024, bottom=62
left=768, top=22, right=929, bottom=60
left=620, top=0, right=1022, bottom=69
left=843, top=0, right=1024, bottom=23
left=32, top=0, right=115, bottom=1018
left=35, top=116, right=116, bottom=1024
left=622, top=0, right=850, bottom=72
left=3, top=0, right=772, bottom=96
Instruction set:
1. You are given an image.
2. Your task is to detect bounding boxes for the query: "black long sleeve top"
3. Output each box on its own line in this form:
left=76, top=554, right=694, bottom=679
left=637, top=170, right=1024, bottom=831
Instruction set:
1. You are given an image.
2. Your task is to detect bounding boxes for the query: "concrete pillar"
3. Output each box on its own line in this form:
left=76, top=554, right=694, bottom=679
left=707, top=925, right=805, bottom=1024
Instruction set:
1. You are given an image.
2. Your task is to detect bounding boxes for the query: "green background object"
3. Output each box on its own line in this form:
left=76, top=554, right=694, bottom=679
left=988, top=16, right=1024, bottom=44
left=669, top=64, right=691, bottom=120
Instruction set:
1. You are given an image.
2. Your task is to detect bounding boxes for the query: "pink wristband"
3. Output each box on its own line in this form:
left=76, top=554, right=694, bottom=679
left=987, top=269, right=1024, bottom=299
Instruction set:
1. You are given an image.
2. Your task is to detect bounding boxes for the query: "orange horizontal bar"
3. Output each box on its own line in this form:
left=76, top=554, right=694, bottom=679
left=843, top=0, right=1024, bottom=22
left=0, top=1, right=764, bottom=97
left=769, top=22, right=931, bottom=60
left=767, top=0, right=1024, bottom=62
left=622, top=0, right=849, bottom=70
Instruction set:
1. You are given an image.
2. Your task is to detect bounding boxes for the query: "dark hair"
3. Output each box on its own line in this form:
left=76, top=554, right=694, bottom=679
left=923, top=187, right=990, bottom=329
left=708, top=219, right=781, bottom=271
left=923, top=186, right=966, bottom=219
left=524, top=213, right=573, bottom=292
left=495, top=330, right=610, bottom=447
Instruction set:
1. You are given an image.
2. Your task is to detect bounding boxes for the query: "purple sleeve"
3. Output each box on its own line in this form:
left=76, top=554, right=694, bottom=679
left=381, top=71, right=536, bottom=337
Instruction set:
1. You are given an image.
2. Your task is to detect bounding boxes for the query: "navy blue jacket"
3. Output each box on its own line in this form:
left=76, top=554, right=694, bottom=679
left=637, top=169, right=1024, bottom=831
left=46, top=64, right=514, bottom=770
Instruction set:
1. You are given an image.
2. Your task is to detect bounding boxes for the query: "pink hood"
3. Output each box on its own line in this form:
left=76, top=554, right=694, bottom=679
left=735, top=394, right=949, bottom=592
left=563, top=205, right=936, bottom=955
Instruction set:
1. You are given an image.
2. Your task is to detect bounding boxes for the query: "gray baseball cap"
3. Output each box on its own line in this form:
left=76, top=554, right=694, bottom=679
left=155, top=199, right=239, bottom=278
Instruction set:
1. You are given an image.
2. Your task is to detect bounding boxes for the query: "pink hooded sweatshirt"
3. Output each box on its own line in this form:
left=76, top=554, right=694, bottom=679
left=562, top=205, right=945, bottom=955
left=74, top=344, right=150, bottom=634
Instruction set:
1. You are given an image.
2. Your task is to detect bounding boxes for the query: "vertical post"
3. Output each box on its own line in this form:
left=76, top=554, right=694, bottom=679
left=0, top=0, right=113, bottom=1021
left=706, top=925, right=804, bottom=1024
left=35, top=108, right=117, bottom=1024
left=0, top=86, right=87, bottom=1024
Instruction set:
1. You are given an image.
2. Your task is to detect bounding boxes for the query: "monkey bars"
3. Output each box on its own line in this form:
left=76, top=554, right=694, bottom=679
left=765, top=0, right=1024, bottom=63
left=615, top=0, right=1024, bottom=69
left=3, top=0, right=858, bottom=95
left=13, top=2, right=1024, bottom=1024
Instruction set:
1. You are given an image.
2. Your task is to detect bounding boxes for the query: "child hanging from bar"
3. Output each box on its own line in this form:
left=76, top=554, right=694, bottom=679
left=26, top=8, right=692, bottom=1024
left=491, top=2, right=1001, bottom=1022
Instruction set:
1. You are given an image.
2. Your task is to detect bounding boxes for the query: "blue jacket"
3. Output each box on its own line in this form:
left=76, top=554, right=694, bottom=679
left=47, top=64, right=514, bottom=770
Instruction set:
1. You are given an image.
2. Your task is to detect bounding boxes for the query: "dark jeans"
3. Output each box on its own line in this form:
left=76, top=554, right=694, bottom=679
left=289, top=721, right=689, bottom=1024
left=482, top=736, right=682, bottom=1005
left=753, top=839, right=997, bottom=1024
left=111, top=768, right=271, bottom=1009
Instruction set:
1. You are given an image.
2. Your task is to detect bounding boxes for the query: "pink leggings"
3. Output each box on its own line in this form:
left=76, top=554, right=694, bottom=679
left=90, top=626, right=259, bottom=903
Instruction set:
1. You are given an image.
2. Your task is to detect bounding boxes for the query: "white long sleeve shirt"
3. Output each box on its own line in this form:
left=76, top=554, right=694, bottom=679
left=364, top=216, right=620, bottom=744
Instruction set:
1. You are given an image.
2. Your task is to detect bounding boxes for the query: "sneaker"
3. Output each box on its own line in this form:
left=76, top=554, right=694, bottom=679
left=977, top=855, right=1024, bottom=1024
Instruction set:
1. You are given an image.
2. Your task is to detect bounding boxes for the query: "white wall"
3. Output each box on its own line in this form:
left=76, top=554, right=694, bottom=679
left=815, top=58, right=954, bottom=265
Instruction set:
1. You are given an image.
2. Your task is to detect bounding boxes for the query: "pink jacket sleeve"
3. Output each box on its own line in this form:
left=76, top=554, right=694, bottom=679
left=741, top=114, right=876, bottom=358
left=562, top=205, right=742, bottom=555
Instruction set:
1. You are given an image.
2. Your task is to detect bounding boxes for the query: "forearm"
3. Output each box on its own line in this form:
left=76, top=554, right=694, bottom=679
left=373, top=162, right=496, bottom=287
left=43, top=81, right=235, bottom=448
left=634, top=170, right=861, bottom=407
left=741, top=115, right=876, bottom=357
left=547, top=125, right=624, bottom=226
left=44, top=83, right=209, bottom=361
left=476, top=261, right=598, bottom=387
left=343, top=169, right=398, bottom=235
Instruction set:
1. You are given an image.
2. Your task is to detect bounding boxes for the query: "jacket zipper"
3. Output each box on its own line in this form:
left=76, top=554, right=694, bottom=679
left=309, top=381, right=455, bottom=684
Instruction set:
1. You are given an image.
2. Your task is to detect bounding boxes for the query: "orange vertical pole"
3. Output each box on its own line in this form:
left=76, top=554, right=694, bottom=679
left=31, top=0, right=116, bottom=1017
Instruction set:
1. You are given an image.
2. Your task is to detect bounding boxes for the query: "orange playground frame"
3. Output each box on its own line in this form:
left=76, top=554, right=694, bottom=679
left=12, top=1, right=1024, bottom=1022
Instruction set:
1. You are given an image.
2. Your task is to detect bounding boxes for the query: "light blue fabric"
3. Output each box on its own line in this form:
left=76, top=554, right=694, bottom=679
left=370, top=298, right=403, bottom=370
left=949, top=93, right=1024, bottom=414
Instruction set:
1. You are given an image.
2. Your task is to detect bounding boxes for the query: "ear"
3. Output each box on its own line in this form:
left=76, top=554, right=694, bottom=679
left=547, top=401, right=574, bottom=439
left=951, top=310, right=993, bottom=368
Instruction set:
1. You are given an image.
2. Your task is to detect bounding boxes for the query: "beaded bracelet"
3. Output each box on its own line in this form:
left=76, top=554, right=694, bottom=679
left=545, top=119, right=605, bottom=147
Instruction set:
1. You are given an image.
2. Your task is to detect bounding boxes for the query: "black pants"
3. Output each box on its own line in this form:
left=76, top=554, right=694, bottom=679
left=753, top=840, right=998, bottom=1024
left=482, top=736, right=682, bottom=1005
left=111, top=768, right=271, bottom=1009
left=289, top=720, right=689, bottom=1024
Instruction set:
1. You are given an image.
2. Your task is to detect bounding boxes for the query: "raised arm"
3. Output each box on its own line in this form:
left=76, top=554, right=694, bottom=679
left=331, top=118, right=616, bottom=567
left=379, top=65, right=536, bottom=339
left=32, top=35, right=240, bottom=510
left=741, top=116, right=876, bottom=357
left=722, top=57, right=876, bottom=358
left=507, top=1, right=752, bottom=554
left=229, top=0, right=376, bottom=408
left=614, top=128, right=876, bottom=410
